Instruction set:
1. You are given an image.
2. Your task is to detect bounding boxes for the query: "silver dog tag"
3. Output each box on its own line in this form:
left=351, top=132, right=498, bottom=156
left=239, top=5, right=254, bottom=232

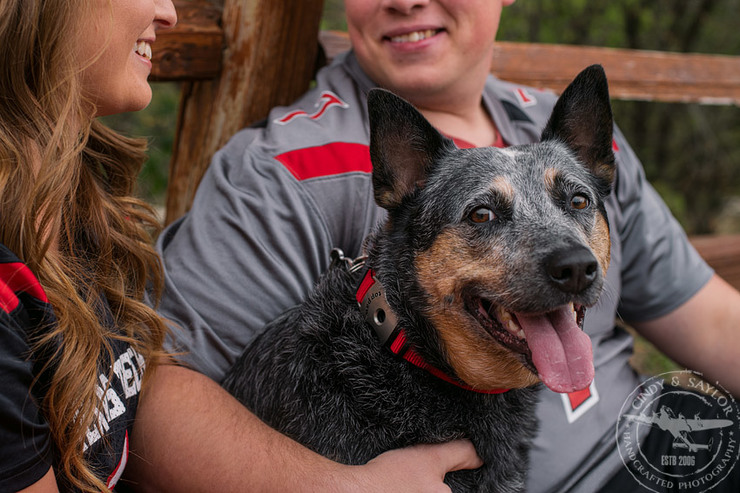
left=358, top=271, right=399, bottom=345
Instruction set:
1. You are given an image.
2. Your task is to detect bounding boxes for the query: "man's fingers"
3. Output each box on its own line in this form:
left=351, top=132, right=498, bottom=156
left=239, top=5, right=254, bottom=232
left=355, top=440, right=482, bottom=492
left=415, top=439, right=484, bottom=472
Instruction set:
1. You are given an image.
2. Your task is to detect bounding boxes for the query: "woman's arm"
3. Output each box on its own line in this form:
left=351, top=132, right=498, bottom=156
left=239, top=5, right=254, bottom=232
left=17, top=468, right=59, bottom=493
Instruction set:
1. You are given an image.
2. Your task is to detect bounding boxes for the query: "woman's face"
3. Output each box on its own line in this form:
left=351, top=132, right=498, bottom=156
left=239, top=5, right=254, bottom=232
left=79, top=0, right=177, bottom=117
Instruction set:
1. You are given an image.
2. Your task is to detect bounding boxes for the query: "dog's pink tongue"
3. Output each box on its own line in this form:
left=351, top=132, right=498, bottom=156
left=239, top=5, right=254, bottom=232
left=516, top=306, right=594, bottom=393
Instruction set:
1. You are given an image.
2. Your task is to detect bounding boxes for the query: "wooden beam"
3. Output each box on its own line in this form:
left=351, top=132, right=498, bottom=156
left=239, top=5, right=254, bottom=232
left=164, top=0, right=325, bottom=224
left=151, top=0, right=223, bottom=81
left=489, top=42, right=740, bottom=106
left=153, top=21, right=740, bottom=106
left=319, top=31, right=740, bottom=106
left=319, top=31, right=740, bottom=105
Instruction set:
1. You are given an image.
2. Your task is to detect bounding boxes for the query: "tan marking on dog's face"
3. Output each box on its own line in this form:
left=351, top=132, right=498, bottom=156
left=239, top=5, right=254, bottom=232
left=543, top=167, right=559, bottom=191
left=590, top=213, right=611, bottom=276
left=415, top=230, right=540, bottom=389
left=491, top=176, right=515, bottom=202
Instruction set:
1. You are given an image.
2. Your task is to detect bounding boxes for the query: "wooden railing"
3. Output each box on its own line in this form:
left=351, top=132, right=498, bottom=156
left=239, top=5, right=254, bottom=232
left=151, top=0, right=740, bottom=290
left=152, top=5, right=740, bottom=105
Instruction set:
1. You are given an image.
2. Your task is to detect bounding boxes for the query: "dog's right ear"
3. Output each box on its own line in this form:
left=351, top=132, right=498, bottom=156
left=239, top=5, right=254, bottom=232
left=541, top=65, right=616, bottom=196
left=367, top=89, right=453, bottom=210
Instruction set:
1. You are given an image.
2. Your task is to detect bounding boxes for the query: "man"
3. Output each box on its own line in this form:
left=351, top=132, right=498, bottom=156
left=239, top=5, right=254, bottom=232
left=128, top=0, right=740, bottom=491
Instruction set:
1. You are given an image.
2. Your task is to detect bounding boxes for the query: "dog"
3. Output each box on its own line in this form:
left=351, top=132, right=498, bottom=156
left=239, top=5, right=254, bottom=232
left=222, top=65, right=616, bottom=492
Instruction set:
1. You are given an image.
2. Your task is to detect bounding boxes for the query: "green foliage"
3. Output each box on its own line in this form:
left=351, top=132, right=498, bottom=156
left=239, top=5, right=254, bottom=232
left=101, top=82, right=180, bottom=205
left=498, top=0, right=740, bottom=234
left=628, top=326, right=682, bottom=377
left=321, top=0, right=347, bottom=31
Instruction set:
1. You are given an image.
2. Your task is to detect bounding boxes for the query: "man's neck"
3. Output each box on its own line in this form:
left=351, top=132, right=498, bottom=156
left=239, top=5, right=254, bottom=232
left=419, top=101, right=498, bottom=148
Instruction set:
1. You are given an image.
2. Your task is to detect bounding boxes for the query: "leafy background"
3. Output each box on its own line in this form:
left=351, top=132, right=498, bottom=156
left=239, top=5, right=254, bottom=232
left=105, top=0, right=740, bottom=374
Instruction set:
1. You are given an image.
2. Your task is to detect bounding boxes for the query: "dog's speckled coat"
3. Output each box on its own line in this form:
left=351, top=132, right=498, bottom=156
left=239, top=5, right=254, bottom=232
left=223, top=65, right=616, bottom=492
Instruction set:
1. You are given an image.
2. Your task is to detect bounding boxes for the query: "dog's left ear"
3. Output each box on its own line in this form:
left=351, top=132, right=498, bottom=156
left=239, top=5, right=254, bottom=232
left=541, top=65, right=616, bottom=194
left=367, top=88, right=454, bottom=210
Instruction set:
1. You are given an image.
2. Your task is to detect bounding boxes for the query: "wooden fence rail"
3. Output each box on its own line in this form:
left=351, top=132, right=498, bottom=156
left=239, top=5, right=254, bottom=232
left=151, top=0, right=740, bottom=290
left=317, top=31, right=740, bottom=106
left=153, top=9, right=740, bottom=106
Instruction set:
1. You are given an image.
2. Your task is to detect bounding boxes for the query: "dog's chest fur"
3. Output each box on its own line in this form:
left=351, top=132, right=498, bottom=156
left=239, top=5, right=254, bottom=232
left=223, top=261, right=538, bottom=492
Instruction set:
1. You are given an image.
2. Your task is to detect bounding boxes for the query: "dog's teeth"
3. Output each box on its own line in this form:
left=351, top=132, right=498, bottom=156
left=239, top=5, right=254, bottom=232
left=501, top=311, right=525, bottom=340
left=569, top=302, right=577, bottom=320
left=507, top=320, right=526, bottom=340
left=484, top=302, right=525, bottom=340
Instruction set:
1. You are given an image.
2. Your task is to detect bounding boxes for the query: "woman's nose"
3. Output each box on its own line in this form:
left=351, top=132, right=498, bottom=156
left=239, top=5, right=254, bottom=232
left=155, top=0, right=178, bottom=30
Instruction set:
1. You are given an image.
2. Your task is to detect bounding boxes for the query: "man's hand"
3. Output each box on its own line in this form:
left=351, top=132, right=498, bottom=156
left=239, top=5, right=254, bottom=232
left=346, top=440, right=483, bottom=493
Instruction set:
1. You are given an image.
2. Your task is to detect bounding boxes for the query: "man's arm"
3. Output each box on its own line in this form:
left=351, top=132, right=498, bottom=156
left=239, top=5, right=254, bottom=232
left=124, top=364, right=482, bottom=492
left=633, top=274, right=740, bottom=396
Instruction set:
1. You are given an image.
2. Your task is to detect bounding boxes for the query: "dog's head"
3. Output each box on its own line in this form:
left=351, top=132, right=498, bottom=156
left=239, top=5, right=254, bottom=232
left=367, top=65, right=615, bottom=393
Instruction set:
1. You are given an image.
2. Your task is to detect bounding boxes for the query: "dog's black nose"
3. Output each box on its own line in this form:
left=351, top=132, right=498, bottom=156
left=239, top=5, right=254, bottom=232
left=546, top=246, right=598, bottom=293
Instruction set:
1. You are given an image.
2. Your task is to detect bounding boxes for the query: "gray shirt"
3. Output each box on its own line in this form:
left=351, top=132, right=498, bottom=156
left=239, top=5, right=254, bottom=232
left=157, top=51, right=713, bottom=492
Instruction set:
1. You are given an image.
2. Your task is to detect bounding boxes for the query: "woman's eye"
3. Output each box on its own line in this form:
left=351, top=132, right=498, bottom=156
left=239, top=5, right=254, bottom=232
left=570, top=194, right=590, bottom=210
left=469, top=207, right=495, bottom=223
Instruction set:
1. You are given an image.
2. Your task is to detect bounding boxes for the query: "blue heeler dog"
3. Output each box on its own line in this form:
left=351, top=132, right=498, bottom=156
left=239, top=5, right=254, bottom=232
left=223, top=65, right=616, bottom=492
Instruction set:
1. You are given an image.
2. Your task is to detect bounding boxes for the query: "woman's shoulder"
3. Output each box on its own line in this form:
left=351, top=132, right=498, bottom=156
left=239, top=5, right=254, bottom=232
left=0, top=243, right=55, bottom=362
left=0, top=243, right=50, bottom=318
left=0, top=242, right=21, bottom=264
left=0, top=244, right=54, bottom=491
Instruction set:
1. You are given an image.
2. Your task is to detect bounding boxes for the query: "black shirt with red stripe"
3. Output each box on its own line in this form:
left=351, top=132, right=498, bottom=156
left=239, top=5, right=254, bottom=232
left=0, top=243, right=144, bottom=491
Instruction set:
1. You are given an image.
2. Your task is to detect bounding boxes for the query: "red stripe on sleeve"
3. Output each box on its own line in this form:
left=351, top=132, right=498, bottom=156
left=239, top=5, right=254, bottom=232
left=0, top=262, right=48, bottom=314
left=275, top=142, right=372, bottom=181
left=0, top=280, right=19, bottom=313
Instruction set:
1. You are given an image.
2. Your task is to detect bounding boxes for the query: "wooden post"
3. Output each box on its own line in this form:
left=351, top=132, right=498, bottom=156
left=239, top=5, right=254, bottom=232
left=165, top=0, right=325, bottom=224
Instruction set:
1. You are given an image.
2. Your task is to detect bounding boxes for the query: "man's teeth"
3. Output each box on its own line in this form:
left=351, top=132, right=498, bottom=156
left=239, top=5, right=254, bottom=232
left=135, top=41, right=152, bottom=60
left=390, top=29, right=437, bottom=44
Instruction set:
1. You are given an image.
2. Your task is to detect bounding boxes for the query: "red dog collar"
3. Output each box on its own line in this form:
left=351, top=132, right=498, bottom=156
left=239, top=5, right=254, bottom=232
left=356, top=268, right=509, bottom=395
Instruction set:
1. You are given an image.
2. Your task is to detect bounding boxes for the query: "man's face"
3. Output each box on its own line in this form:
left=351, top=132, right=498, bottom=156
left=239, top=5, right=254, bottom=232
left=345, top=0, right=514, bottom=104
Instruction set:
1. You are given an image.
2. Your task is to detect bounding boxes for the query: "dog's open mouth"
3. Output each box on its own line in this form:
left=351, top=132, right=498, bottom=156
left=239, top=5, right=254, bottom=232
left=466, top=296, right=593, bottom=393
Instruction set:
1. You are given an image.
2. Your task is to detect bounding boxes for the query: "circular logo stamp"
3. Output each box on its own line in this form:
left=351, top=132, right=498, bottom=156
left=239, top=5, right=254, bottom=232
left=616, top=370, right=740, bottom=492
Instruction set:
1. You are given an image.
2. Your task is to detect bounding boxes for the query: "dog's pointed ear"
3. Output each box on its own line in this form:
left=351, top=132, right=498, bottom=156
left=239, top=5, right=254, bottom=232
left=541, top=65, right=616, bottom=193
left=368, top=88, right=453, bottom=210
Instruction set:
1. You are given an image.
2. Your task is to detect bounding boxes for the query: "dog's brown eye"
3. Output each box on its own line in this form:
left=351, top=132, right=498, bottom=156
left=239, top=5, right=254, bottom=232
left=470, top=207, right=495, bottom=223
left=571, top=194, right=589, bottom=210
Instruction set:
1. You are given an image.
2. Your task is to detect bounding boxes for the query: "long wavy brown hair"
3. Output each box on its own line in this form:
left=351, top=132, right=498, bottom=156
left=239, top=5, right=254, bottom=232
left=0, top=0, right=169, bottom=491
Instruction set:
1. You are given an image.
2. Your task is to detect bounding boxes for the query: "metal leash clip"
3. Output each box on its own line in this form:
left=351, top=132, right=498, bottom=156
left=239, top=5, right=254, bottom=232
left=330, top=248, right=367, bottom=274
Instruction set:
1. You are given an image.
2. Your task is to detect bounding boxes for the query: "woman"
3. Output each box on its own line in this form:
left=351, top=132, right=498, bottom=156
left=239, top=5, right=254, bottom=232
left=0, top=0, right=177, bottom=491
